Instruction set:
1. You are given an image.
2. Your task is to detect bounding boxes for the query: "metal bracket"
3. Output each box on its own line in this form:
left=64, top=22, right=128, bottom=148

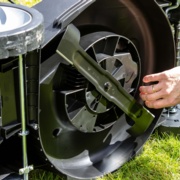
left=19, top=130, right=29, bottom=137
left=56, top=24, right=154, bottom=137
left=19, top=165, right=34, bottom=175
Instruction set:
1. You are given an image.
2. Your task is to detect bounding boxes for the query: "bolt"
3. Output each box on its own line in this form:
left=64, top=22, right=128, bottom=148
left=29, top=165, right=34, bottom=171
left=19, top=169, right=24, bottom=174
left=32, top=123, right=38, bottom=130
left=104, top=82, right=111, bottom=91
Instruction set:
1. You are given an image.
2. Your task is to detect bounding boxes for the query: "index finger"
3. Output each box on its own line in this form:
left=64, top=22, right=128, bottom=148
left=143, top=72, right=164, bottom=83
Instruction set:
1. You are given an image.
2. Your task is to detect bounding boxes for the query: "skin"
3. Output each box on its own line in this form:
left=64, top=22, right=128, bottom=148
left=139, top=66, right=180, bottom=109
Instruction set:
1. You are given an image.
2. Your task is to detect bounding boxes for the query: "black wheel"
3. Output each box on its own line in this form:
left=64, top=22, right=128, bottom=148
left=39, top=30, right=141, bottom=179
left=38, top=0, right=175, bottom=179
left=67, top=31, right=140, bottom=133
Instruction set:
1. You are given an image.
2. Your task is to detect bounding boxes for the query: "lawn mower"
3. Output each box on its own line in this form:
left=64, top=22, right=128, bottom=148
left=0, top=0, right=179, bottom=179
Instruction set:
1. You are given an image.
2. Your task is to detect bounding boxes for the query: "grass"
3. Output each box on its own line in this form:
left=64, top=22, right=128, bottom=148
left=29, top=131, right=180, bottom=180
left=30, top=169, right=64, bottom=180
left=0, top=0, right=40, bottom=6
left=1, top=0, right=180, bottom=179
left=99, top=131, right=180, bottom=180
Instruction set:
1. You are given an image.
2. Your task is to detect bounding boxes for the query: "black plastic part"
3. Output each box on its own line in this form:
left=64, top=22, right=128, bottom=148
left=158, top=105, right=180, bottom=134
left=0, top=0, right=176, bottom=179
left=2, top=173, right=23, bottom=180
left=34, top=0, right=94, bottom=48
left=0, top=165, right=13, bottom=178
left=0, top=4, right=43, bottom=176
left=38, top=0, right=175, bottom=178
left=0, top=50, right=40, bottom=140
left=169, top=6, right=180, bottom=22
left=0, top=58, right=19, bottom=127
left=56, top=24, right=154, bottom=136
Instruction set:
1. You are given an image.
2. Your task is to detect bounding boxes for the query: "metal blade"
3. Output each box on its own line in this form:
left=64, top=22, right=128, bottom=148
left=56, top=24, right=154, bottom=137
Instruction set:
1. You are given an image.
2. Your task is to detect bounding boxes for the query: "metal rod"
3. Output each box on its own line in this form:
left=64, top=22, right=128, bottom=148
left=18, top=55, right=28, bottom=180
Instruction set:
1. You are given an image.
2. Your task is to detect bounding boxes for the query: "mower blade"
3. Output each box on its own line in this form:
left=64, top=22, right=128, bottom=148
left=56, top=24, right=154, bottom=136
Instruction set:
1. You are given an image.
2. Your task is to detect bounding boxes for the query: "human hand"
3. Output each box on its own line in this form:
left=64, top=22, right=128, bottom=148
left=139, top=66, right=180, bottom=109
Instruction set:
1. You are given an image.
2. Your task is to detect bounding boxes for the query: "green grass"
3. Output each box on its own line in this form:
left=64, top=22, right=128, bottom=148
left=30, top=169, right=64, bottom=180
left=98, top=131, right=180, bottom=180
left=29, top=131, right=180, bottom=180
left=0, top=0, right=40, bottom=6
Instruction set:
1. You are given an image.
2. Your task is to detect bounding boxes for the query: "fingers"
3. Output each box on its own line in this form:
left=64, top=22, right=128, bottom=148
left=140, top=89, right=162, bottom=102
left=140, top=88, right=180, bottom=109
left=144, top=98, right=177, bottom=109
left=144, top=99, right=166, bottom=109
left=143, top=72, right=164, bottom=83
left=139, top=83, right=161, bottom=94
left=140, top=73, right=163, bottom=95
left=139, top=82, right=166, bottom=109
left=140, top=67, right=180, bottom=109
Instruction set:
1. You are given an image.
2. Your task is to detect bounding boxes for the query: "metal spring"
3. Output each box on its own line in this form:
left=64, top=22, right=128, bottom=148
left=63, top=66, right=87, bottom=88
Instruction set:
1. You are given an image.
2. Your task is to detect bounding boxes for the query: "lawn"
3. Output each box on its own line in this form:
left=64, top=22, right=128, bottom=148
left=0, top=0, right=40, bottom=6
left=100, top=131, right=180, bottom=180
left=1, top=0, right=180, bottom=180
left=29, top=131, right=180, bottom=180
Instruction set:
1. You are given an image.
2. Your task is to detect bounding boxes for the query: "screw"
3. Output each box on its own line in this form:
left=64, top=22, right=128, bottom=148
left=29, top=165, right=34, bottom=171
left=32, top=123, right=38, bottom=130
left=104, top=82, right=111, bottom=91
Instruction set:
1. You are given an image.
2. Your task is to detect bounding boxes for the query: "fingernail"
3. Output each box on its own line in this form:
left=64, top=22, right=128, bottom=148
left=143, top=77, right=149, bottom=82
left=140, top=92, right=145, bottom=95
